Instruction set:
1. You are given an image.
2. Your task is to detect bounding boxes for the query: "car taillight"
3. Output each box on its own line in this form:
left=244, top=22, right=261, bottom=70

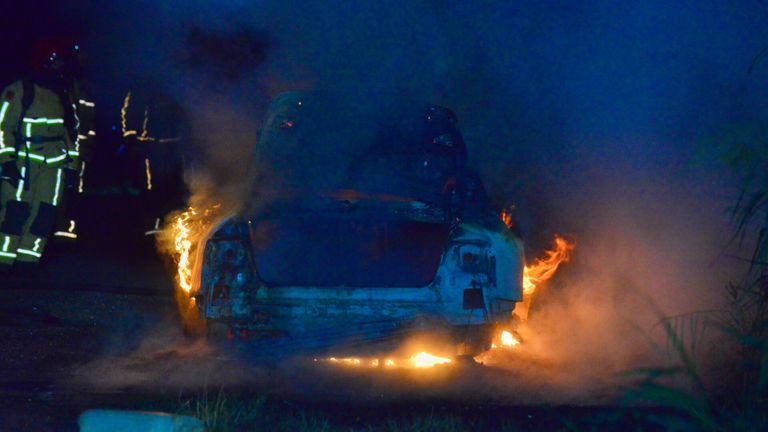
left=201, top=237, right=254, bottom=319
left=456, top=244, right=496, bottom=286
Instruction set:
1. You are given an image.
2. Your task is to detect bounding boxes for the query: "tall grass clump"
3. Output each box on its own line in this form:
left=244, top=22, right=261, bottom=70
left=623, top=119, right=768, bottom=430
left=177, top=388, right=266, bottom=432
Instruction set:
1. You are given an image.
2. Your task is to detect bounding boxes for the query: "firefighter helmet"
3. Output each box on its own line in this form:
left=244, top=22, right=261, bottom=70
left=29, top=37, right=81, bottom=77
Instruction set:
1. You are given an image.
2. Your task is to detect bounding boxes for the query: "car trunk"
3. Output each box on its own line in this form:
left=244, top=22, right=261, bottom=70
left=248, top=208, right=450, bottom=287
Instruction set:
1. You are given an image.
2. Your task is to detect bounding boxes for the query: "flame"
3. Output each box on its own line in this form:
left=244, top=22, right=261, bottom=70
left=408, top=352, right=452, bottom=368
left=329, top=357, right=361, bottom=365
left=156, top=193, right=230, bottom=332
left=522, top=235, right=575, bottom=296
left=500, top=330, right=520, bottom=347
left=501, top=207, right=514, bottom=229
left=490, top=330, right=522, bottom=349
left=168, top=205, right=223, bottom=296
left=174, top=208, right=196, bottom=294
left=161, top=204, right=224, bottom=331
left=318, top=352, right=451, bottom=369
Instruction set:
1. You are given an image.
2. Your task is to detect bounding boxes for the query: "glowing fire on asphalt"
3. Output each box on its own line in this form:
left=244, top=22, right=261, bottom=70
left=318, top=352, right=452, bottom=369
left=408, top=352, right=452, bottom=368
left=491, top=330, right=522, bottom=349
left=500, top=330, right=520, bottom=347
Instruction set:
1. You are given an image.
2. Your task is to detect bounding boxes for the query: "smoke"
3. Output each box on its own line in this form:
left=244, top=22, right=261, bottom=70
left=501, top=189, right=729, bottom=394
left=62, top=0, right=768, bottom=402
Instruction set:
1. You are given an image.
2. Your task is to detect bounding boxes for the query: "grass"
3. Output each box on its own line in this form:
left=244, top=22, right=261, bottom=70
left=618, top=272, right=768, bottom=429
left=175, top=392, right=481, bottom=432
left=170, top=390, right=692, bottom=431
left=177, top=388, right=266, bottom=432
left=620, top=124, right=768, bottom=431
left=175, top=392, right=494, bottom=432
left=620, top=310, right=768, bottom=431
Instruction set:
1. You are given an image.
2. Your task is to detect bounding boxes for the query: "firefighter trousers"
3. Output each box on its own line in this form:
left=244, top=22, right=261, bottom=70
left=53, top=161, right=85, bottom=240
left=0, top=163, right=64, bottom=265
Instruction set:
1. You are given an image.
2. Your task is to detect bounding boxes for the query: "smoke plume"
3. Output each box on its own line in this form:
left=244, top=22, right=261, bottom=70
left=63, top=0, right=768, bottom=401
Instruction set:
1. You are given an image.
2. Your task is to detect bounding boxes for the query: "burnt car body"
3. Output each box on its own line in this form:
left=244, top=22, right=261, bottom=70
left=191, top=92, right=524, bottom=352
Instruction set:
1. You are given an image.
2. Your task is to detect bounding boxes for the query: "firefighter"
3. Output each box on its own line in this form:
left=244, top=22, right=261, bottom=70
left=0, top=38, right=81, bottom=273
left=53, top=46, right=95, bottom=241
left=119, top=87, right=188, bottom=236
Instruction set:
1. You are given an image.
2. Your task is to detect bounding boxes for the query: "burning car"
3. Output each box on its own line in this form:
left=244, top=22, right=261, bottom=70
left=180, top=92, right=526, bottom=355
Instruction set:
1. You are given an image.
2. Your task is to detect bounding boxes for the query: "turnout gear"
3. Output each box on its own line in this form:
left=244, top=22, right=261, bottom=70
left=0, top=201, right=30, bottom=235
left=1, top=160, right=21, bottom=184
left=0, top=79, right=75, bottom=266
left=53, top=81, right=95, bottom=241
left=28, top=38, right=96, bottom=241
left=120, top=89, right=188, bottom=236
left=28, top=38, right=81, bottom=88
left=63, top=168, right=78, bottom=190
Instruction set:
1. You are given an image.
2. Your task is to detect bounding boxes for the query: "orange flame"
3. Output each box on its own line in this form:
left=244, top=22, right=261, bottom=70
left=319, top=352, right=452, bottom=369
left=500, top=207, right=514, bottom=229
left=408, top=352, right=452, bottom=368
left=169, top=205, right=223, bottom=295
left=522, top=235, right=575, bottom=296
left=328, top=357, right=362, bottom=365
left=174, top=208, right=196, bottom=294
left=491, top=329, right=522, bottom=349
left=500, top=330, right=520, bottom=347
left=164, top=205, right=223, bottom=331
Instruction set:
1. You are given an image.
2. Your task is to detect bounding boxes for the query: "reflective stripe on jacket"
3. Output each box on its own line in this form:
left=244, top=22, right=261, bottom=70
left=0, top=81, right=76, bottom=168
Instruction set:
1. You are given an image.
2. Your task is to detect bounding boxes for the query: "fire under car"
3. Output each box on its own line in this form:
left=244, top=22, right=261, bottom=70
left=188, top=92, right=525, bottom=356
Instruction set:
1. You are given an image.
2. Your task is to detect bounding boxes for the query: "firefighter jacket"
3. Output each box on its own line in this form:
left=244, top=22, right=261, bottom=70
left=120, top=90, right=187, bottom=193
left=0, top=80, right=80, bottom=170
left=0, top=80, right=82, bottom=264
left=72, top=80, right=96, bottom=172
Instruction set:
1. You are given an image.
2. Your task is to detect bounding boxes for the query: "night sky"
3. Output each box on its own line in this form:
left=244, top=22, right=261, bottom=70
left=6, top=2, right=767, bottom=169
left=6, top=4, right=763, bottom=175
